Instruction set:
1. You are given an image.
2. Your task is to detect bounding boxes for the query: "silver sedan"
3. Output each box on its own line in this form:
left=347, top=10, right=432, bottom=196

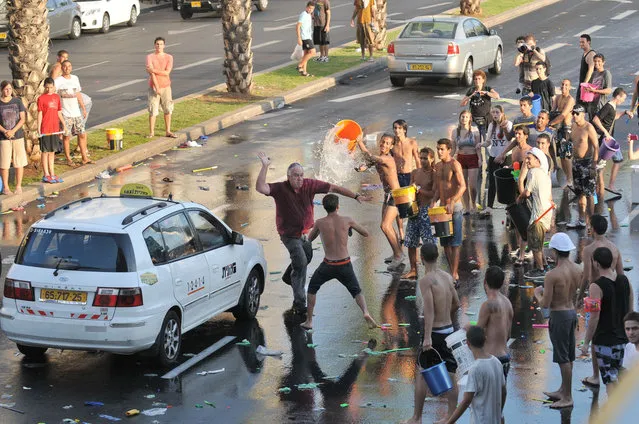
left=387, top=15, right=503, bottom=87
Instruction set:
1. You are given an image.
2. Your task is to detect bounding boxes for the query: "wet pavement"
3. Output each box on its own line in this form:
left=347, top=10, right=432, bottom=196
left=1, top=1, right=639, bottom=422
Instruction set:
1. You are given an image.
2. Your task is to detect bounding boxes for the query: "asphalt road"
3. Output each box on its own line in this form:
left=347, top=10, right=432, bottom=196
left=0, top=0, right=457, bottom=127
left=1, top=0, right=639, bottom=422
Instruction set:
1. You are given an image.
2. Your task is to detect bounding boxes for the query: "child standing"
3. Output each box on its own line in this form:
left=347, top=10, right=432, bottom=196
left=37, top=77, right=66, bottom=183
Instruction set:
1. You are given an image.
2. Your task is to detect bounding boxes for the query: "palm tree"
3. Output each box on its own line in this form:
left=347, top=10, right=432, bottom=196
left=7, top=0, right=50, bottom=162
left=460, top=0, right=482, bottom=16
left=373, top=0, right=387, bottom=51
left=221, top=0, right=253, bottom=94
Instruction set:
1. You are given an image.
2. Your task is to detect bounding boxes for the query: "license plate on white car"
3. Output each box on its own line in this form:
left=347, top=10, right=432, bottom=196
left=40, top=289, right=87, bottom=304
left=409, top=64, right=432, bottom=71
left=0, top=33, right=6, bottom=40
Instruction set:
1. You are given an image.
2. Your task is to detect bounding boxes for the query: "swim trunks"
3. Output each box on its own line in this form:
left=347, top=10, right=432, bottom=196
left=398, top=172, right=411, bottom=187
left=594, top=344, right=625, bottom=384
left=307, top=257, right=361, bottom=297
left=572, top=157, right=595, bottom=196
left=549, top=310, right=577, bottom=364
left=404, top=206, right=435, bottom=248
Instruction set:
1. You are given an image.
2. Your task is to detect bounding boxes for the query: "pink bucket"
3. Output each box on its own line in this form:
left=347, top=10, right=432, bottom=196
left=599, top=137, right=619, bottom=160
left=580, top=83, right=596, bottom=102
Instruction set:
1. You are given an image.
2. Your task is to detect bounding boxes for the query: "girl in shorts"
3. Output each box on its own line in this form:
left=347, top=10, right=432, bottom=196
left=0, top=81, right=27, bottom=195
left=482, top=105, right=513, bottom=216
left=450, top=110, right=480, bottom=214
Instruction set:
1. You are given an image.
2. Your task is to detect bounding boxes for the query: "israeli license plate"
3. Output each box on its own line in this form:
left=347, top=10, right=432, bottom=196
left=409, top=63, right=432, bottom=71
left=191, top=1, right=201, bottom=7
left=0, top=33, right=6, bottom=40
left=40, top=289, right=87, bottom=304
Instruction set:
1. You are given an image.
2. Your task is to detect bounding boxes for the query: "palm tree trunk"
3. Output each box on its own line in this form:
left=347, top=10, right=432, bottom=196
left=373, top=0, right=387, bottom=51
left=7, top=0, right=49, bottom=163
left=221, top=0, right=253, bottom=94
left=460, top=0, right=482, bottom=16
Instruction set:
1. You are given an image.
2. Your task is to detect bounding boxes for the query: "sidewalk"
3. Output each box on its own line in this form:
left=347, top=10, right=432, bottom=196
left=0, top=0, right=562, bottom=213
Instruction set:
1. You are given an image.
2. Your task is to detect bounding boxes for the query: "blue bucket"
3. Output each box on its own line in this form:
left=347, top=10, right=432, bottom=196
left=419, top=349, right=454, bottom=396
left=531, top=94, right=542, bottom=117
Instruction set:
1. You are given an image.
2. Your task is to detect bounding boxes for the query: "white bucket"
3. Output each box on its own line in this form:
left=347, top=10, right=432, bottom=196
left=445, top=330, right=475, bottom=379
left=632, top=165, right=639, bottom=204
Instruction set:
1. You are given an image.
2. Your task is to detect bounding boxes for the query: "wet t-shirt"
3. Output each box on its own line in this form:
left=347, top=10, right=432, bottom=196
left=268, top=178, right=331, bottom=237
left=466, top=86, right=493, bottom=123
left=0, top=97, right=26, bottom=140
left=589, top=69, right=612, bottom=111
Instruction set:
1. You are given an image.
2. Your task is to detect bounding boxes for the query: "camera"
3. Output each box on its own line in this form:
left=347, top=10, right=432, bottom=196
left=517, top=43, right=528, bottom=53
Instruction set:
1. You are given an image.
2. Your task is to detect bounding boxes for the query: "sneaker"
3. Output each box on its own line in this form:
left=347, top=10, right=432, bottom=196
left=524, top=268, right=546, bottom=280
left=186, top=140, right=202, bottom=148
left=51, top=175, right=64, bottom=183
left=387, top=255, right=405, bottom=271
left=384, top=255, right=393, bottom=264
left=567, top=219, right=586, bottom=229
left=322, top=56, right=329, bottom=62
left=313, top=56, right=322, bottom=62
left=42, top=175, right=53, bottom=183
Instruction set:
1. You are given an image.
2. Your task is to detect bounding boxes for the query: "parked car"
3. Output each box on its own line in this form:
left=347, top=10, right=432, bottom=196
left=178, top=0, right=267, bottom=19
left=76, top=0, right=140, bottom=33
left=387, top=15, right=503, bottom=87
left=0, top=188, right=267, bottom=365
left=0, top=0, right=82, bottom=47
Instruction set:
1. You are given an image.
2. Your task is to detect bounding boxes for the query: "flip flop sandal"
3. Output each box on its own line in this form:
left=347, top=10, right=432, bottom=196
left=514, top=259, right=524, bottom=267
left=162, top=177, right=174, bottom=183
left=300, top=71, right=314, bottom=77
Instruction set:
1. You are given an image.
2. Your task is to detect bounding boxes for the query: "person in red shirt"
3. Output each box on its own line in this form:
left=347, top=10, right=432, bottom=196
left=146, top=37, right=175, bottom=139
left=37, top=77, right=66, bottom=183
left=255, top=152, right=361, bottom=317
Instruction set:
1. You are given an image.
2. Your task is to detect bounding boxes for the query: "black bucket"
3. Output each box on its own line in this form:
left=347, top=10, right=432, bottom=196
left=494, top=167, right=517, bottom=205
left=506, top=203, right=531, bottom=240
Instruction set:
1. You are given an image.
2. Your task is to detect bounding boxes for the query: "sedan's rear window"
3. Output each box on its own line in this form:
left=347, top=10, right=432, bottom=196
left=400, top=21, right=457, bottom=39
left=17, top=228, right=135, bottom=272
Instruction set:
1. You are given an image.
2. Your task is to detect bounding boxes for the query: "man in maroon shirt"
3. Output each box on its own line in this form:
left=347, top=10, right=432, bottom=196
left=256, top=152, right=361, bottom=316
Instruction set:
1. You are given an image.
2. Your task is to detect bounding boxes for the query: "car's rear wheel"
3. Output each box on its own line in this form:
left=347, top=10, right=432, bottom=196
left=127, top=6, right=137, bottom=27
left=69, top=17, right=81, bottom=39
left=489, top=47, right=502, bottom=75
left=155, top=311, right=181, bottom=366
left=390, top=76, right=406, bottom=87
left=256, top=0, right=268, bottom=11
left=17, top=344, right=48, bottom=359
left=232, top=268, right=262, bottom=320
left=460, top=59, right=473, bottom=87
left=180, top=6, right=193, bottom=19
left=99, top=13, right=110, bottom=33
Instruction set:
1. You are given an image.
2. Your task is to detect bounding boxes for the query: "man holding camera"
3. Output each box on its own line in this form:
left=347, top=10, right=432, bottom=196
left=514, top=34, right=546, bottom=94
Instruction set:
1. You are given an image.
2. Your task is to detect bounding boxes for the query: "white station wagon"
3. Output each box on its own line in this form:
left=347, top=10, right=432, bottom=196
left=0, top=190, right=266, bottom=365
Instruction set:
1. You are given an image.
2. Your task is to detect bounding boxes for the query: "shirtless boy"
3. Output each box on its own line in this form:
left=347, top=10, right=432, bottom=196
left=49, top=50, right=69, bottom=80
left=534, top=232, right=582, bottom=409
left=392, top=119, right=420, bottom=244
left=568, top=104, right=599, bottom=229
left=357, top=133, right=404, bottom=270
left=301, top=194, right=378, bottom=330
left=402, top=147, right=436, bottom=281
left=510, top=127, right=532, bottom=265
left=402, top=243, right=459, bottom=424
left=579, top=214, right=624, bottom=388
left=432, top=139, right=466, bottom=284
left=550, top=79, right=575, bottom=186
left=476, top=266, right=514, bottom=379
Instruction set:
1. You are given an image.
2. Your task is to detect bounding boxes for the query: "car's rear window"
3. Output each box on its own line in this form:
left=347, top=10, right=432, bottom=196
left=400, top=21, right=457, bottom=39
left=16, top=228, right=135, bottom=272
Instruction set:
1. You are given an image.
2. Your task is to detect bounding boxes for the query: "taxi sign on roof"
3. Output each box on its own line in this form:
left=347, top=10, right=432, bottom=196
left=120, top=183, right=153, bottom=197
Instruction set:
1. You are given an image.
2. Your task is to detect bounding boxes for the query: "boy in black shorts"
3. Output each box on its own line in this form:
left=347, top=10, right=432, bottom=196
left=37, top=77, right=66, bottom=184
left=301, top=194, right=378, bottom=330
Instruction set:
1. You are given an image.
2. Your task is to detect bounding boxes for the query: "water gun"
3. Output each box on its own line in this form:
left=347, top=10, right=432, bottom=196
left=511, top=162, right=521, bottom=182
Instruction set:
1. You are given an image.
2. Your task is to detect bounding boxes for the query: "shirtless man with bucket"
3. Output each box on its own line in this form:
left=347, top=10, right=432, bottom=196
left=402, top=243, right=459, bottom=424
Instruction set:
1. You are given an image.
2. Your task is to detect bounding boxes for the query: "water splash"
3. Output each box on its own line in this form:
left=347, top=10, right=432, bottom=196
left=316, top=126, right=362, bottom=185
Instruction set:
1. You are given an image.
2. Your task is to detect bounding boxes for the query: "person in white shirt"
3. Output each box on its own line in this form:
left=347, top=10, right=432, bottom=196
left=623, top=312, right=639, bottom=370
left=296, top=2, right=317, bottom=77
left=445, top=326, right=506, bottom=424
left=54, top=60, right=91, bottom=167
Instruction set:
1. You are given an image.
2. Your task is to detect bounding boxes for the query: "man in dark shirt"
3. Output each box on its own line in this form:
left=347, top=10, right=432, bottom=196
left=530, top=61, right=554, bottom=112
left=581, top=247, right=633, bottom=394
left=255, top=152, right=361, bottom=317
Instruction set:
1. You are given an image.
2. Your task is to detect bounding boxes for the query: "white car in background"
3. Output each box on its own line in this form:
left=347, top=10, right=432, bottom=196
left=76, top=0, right=140, bottom=33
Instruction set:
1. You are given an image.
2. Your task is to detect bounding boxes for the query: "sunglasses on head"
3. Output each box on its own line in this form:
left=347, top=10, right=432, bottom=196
left=572, top=111, right=583, bottom=115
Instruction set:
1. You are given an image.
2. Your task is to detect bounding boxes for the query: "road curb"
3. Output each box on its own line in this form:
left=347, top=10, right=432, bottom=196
left=0, top=0, right=561, bottom=212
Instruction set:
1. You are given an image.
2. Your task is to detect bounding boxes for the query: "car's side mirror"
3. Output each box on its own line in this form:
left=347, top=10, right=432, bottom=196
left=489, top=29, right=496, bottom=35
left=231, top=231, right=244, bottom=245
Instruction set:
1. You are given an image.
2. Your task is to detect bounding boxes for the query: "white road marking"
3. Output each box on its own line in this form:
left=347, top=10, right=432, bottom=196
left=174, top=57, right=221, bottom=71
left=161, top=336, right=235, bottom=379
left=590, top=0, right=631, bottom=3
left=574, top=25, right=605, bottom=36
left=331, top=24, right=345, bottom=29
left=507, top=338, right=516, bottom=348
left=146, top=43, right=181, bottom=52
left=544, top=43, right=569, bottom=53
left=387, top=12, right=403, bottom=17
left=264, top=22, right=296, bottom=32
left=434, top=93, right=463, bottom=100
left=252, top=40, right=282, bottom=50
left=611, top=10, right=637, bottom=20
left=418, top=2, right=452, bottom=10
left=168, top=23, right=213, bottom=35
left=275, top=14, right=298, bottom=22
left=74, top=60, right=110, bottom=71
left=329, top=87, right=399, bottom=103
left=332, top=2, right=353, bottom=9
left=97, top=79, right=146, bottom=93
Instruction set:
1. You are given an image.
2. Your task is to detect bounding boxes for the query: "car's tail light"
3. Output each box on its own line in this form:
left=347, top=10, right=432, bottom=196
left=93, top=287, right=143, bottom=307
left=387, top=42, right=395, bottom=55
left=447, top=42, right=460, bottom=55
left=4, top=279, right=34, bottom=301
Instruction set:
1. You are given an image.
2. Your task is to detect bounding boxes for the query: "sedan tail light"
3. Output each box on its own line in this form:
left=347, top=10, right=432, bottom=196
left=387, top=42, right=395, bottom=55
left=93, top=287, right=143, bottom=308
left=447, top=42, right=460, bottom=55
left=4, top=279, right=35, bottom=301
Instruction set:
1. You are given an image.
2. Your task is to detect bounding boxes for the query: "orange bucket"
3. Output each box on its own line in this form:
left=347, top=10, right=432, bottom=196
left=334, top=119, right=362, bottom=152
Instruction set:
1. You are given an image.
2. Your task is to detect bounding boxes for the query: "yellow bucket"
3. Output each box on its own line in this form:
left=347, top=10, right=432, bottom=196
left=428, top=206, right=454, bottom=237
left=391, top=185, right=418, bottom=218
left=106, top=128, right=123, bottom=150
